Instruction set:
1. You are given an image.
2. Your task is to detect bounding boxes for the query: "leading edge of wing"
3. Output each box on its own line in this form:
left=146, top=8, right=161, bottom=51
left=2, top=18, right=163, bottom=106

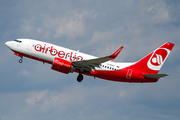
left=72, top=46, right=124, bottom=72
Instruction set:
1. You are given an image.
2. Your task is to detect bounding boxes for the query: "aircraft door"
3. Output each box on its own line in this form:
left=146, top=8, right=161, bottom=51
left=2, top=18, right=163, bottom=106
left=126, top=69, right=133, bottom=79
left=27, top=41, right=34, bottom=56
left=27, top=41, right=33, bottom=51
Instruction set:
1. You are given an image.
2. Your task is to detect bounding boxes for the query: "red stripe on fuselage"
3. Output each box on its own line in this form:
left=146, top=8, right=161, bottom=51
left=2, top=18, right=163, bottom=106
left=12, top=50, right=53, bottom=64
left=84, top=69, right=158, bottom=83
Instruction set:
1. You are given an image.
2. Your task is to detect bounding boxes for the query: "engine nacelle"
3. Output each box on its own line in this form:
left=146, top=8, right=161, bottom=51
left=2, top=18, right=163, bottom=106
left=51, top=58, right=73, bottom=74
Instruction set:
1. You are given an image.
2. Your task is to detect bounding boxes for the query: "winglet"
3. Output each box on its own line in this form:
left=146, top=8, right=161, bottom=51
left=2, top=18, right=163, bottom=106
left=109, top=46, right=124, bottom=61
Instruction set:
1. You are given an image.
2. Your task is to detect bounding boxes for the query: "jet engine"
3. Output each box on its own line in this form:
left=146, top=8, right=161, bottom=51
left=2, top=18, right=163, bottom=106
left=51, top=58, right=73, bottom=74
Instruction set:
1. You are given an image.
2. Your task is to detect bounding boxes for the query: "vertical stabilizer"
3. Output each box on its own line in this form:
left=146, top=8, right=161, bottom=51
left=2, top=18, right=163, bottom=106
left=130, top=42, right=174, bottom=74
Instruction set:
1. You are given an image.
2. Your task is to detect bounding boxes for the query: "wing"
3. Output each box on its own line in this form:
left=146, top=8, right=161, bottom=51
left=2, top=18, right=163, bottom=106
left=72, top=46, right=124, bottom=72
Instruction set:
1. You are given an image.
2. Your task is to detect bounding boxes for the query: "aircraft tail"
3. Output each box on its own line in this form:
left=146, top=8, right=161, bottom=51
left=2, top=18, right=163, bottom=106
left=130, top=42, right=174, bottom=74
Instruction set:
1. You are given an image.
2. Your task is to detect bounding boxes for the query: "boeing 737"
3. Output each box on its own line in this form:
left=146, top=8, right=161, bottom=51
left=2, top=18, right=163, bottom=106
left=5, top=39, right=174, bottom=83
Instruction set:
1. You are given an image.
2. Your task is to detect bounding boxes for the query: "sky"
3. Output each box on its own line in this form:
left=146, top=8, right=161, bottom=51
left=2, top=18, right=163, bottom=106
left=0, top=0, right=180, bottom=120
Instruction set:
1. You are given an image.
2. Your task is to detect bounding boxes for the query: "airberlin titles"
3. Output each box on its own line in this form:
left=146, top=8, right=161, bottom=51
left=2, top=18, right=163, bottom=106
left=33, top=44, right=83, bottom=61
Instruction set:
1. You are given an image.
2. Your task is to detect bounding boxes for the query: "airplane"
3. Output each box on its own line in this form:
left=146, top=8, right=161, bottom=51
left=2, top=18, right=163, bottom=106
left=5, top=39, right=174, bottom=83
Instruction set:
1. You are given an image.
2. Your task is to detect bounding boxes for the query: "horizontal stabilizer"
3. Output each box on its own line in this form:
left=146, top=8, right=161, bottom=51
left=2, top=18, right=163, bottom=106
left=143, top=74, right=168, bottom=79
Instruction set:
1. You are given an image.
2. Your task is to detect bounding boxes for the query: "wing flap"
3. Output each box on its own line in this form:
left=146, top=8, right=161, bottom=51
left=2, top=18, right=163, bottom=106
left=143, top=74, right=168, bottom=79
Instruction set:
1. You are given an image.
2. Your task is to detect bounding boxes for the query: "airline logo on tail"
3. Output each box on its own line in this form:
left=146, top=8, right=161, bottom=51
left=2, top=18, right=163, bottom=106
left=147, top=48, right=170, bottom=71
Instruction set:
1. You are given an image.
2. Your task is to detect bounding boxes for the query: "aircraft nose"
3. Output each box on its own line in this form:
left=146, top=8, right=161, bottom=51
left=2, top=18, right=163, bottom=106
left=5, top=41, right=12, bottom=49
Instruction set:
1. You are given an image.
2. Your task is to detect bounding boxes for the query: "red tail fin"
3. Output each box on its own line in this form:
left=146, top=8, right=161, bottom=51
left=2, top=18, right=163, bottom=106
left=130, top=42, right=174, bottom=74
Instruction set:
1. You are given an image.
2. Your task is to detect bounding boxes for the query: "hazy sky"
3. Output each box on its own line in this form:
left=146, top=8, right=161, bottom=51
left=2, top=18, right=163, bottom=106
left=1, top=0, right=180, bottom=120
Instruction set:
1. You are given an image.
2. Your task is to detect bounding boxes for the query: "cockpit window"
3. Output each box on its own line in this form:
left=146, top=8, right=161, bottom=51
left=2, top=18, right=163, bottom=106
left=14, top=39, right=22, bottom=43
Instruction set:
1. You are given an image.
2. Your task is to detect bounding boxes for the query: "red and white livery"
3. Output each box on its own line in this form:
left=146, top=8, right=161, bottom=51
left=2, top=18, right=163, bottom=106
left=5, top=39, right=174, bottom=83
